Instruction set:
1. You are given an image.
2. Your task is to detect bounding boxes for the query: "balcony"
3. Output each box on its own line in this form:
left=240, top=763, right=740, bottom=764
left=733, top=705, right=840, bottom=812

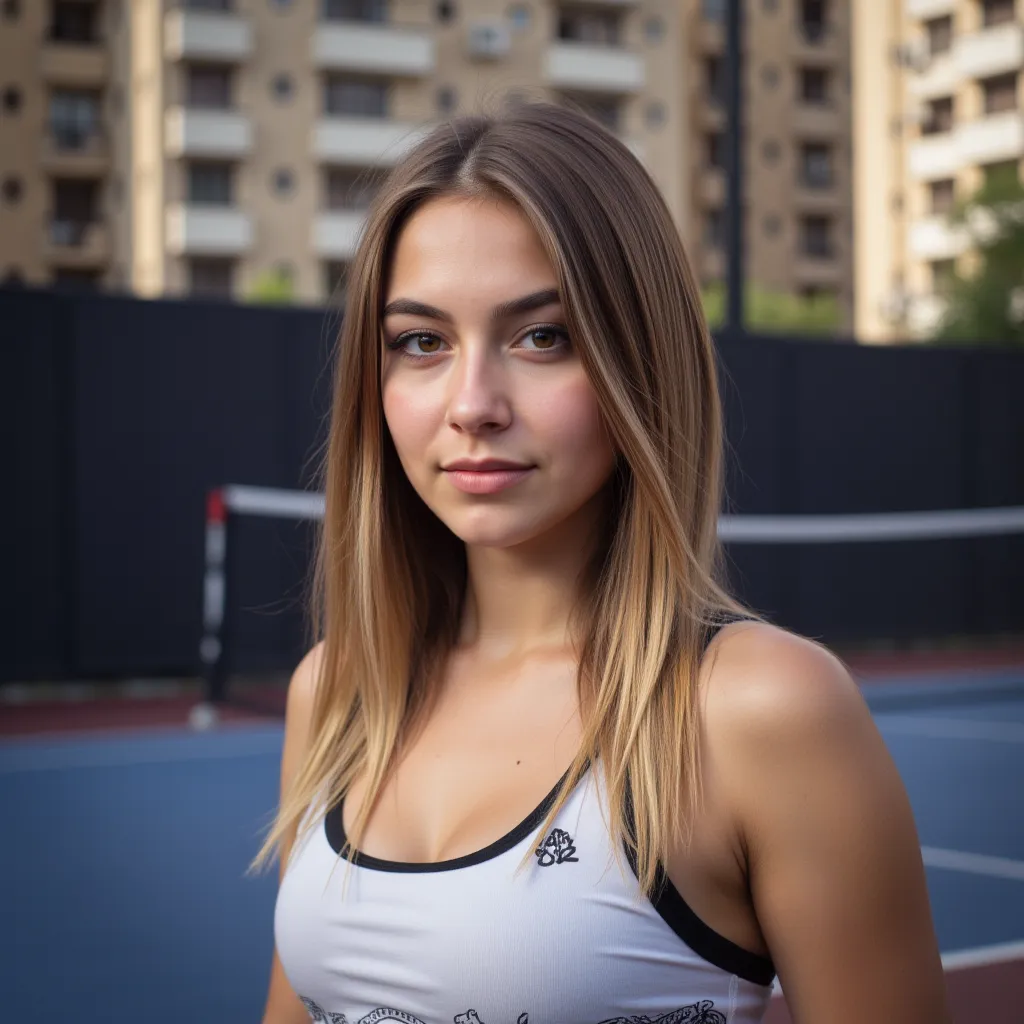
left=792, top=103, right=844, bottom=136
left=312, top=211, right=365, bottom=259
left=908, top=52, right=959, bottom=100
left=313, top=22, right=435, bottom=76
left=164, top=9, right=253, bottom=63
left=908, top=216, right=968, bottom=260
left=544, top=44, right=645, bottom=93
left=957, top=110, right=1024, bottom=166
left=908, top=131, right=962, bottom=179
left=904, top=0, right=955, bottom=17
left=165, top=204, right=252, bottom=255
left=45, top=221, right=111, bottom=268
left=41, top=127, right=109, bottom=175
left=164, top=108, right=252, bottom=158
left=955, top=23, right=1024, bottom=81
left=40, top=43, right=108, bottom=86
left=313, top=116, right=430, bottom=166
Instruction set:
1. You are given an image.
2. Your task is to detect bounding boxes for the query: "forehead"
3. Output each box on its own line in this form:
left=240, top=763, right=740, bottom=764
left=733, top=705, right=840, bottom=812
left=385, top=195, right=556, bottom=299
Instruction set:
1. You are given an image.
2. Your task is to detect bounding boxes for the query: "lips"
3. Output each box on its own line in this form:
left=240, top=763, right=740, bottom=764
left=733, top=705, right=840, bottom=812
left=441, top=459, right=534, bottom=472
left=441, top=459, right=536, bottom=495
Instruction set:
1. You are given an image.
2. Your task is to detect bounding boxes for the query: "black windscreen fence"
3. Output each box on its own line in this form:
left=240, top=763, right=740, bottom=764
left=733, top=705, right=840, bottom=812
left=3, top=287, right=1023, bottom=684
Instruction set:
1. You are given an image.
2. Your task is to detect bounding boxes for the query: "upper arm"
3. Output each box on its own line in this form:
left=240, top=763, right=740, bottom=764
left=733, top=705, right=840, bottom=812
left=707, top=626, right=951, bottom=1024
left=262, top=643, right=323, bottom=1024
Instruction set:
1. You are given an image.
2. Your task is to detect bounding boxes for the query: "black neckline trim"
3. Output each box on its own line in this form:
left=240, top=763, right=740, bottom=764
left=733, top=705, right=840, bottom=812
left=324, top=759, right=592, bottom=873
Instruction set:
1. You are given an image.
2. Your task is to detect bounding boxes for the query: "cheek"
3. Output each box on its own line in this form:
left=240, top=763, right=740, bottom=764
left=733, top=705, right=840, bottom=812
left=536, top=374, right=615, bottom=473
left=382, top=378, right=440, bottom=464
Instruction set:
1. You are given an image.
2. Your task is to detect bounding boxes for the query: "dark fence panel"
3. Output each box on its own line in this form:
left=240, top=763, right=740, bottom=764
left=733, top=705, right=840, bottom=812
left=2, top=287, right=1023, bottom=682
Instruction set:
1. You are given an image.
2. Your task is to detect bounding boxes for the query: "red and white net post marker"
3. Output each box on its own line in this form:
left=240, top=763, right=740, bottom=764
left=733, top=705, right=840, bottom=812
left=193, top=488, right=229, bottom=729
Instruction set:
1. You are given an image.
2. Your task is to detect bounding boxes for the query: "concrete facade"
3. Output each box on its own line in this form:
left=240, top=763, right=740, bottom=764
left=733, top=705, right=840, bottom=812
left=854, top=0, right=1022, bottom=342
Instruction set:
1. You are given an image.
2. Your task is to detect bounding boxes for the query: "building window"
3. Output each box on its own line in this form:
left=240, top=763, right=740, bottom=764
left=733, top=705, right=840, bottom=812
left=50, top=0, right=100, bottom=43
left=922, top=96, right=954, bottom=135
left=324, top=260, right=350, bottom=302
left=49, top=90, right=101, bottom=149
left=187, top=162, right=233, bottom=205
left=762, top=65, right=780, bottom=90
left=929, top=178, right=956, bottom=215
left=323, top=0, right=388, bottom=21
left=982, top=73, right=1018, bottom=116
left=271, top=73, right=294, bottom=101
left=701, top=0, right=724, bottom=21
left=185, top=0, right=233, bottom=9
left=930, top=258, right=956, bottom=296
left=925, top=16, right=952, bottom=57
left=800, top=0, right=827, bottom=43
left=800, top=67, right=829, bottom=105
left=436, top=0, right=455, bottom=22
left=799, top=142, right=832, bottom=188
left=704, top=209, right=724, bottom=249
left=51, top=179, right=99, bottom=242
left=325, top=167, right=382, bottom=209
left=981, top=0, right=1016, bottom=28
left=324, top=75, right=388, bottom=116
left=763, top=0, right=778, bottom=11
left=762, top=138, right=780, bottom=162
left=186, top=65, right=232, bottom=109
left=2, top=176, right=22, bottom=203
left=706, top=57, right=724, bottom=106
left=763, top=213, right=781, bottom=237
left=273, top=168, right=295, bottom=196
left=2, top=85, right=21, bottom=113
left=557, top=5, right=622, bottom=46
left=800, top=215, right=832, bottom=258
left=189, top=258, right=235, bottom=298
left=707, top=132, right=724, bottom=169
left=562, top=93, right=621, bottom=131
left=2, top=0, right=21, bottom=21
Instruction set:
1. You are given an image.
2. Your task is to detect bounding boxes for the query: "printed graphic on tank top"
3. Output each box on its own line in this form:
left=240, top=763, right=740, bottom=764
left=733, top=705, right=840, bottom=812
left=275, top=755, right=776, bottom=1024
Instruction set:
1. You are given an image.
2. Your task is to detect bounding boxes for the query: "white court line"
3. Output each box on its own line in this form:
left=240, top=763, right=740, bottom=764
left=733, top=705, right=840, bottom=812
left=773, top=940, right=1024, bottom=996
left=878, top=716, right=1024, bottom=743
left=921, top=846, right=1024, bottom=882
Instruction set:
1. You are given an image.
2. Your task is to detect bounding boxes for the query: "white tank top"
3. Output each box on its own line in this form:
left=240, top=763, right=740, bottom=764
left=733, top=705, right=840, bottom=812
left=275, top=755, right=775, bottom=1024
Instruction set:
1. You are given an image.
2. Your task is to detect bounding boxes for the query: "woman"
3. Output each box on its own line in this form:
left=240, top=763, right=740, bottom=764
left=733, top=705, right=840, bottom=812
left=257, top=104, right=950, bottom=1024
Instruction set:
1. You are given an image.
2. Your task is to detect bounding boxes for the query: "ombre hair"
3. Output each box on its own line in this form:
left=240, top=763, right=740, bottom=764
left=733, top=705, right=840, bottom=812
left=252, top=102, right=756, bottom=896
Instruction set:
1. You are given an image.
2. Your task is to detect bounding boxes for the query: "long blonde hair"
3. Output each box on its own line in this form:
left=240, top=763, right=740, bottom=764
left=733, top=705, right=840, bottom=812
left=251, top=102, right=754, bottom=896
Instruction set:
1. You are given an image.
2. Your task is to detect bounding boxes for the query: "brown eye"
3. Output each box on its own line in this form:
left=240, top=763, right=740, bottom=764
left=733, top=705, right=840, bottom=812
left=413, top=334, right=442, bottom=353
left=520, top=326, right=569, bottom=352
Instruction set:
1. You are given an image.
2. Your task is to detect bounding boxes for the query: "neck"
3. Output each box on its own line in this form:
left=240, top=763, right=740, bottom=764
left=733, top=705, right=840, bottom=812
left=458, top=494, right=606, bottom=661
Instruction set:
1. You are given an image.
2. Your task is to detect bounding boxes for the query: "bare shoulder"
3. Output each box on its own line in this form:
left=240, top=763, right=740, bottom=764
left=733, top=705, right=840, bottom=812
left=698, top=621, right=950, bottom=1023
left=287, top=641, right=325, bottom=715
left=699, top=620, right=868, bottom=750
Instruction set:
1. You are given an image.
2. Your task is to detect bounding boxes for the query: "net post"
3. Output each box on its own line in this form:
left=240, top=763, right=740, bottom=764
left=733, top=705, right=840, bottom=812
left=198, top=487, right=229, bottom=708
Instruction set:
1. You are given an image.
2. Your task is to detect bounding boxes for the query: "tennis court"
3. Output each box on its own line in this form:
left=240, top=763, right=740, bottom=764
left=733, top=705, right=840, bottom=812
left=1, top=661, right=1022, bottom=1024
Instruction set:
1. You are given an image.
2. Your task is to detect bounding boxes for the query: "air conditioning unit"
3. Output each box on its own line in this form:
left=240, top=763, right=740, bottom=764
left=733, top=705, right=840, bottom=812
left=467, top=20, right=511, bottom=60
left=894, top=38, right=931, bottom=73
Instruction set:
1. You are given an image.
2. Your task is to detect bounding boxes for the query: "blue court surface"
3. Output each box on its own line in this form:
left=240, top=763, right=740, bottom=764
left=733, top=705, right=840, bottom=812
left=1, top=670, right=1022, bottom=1023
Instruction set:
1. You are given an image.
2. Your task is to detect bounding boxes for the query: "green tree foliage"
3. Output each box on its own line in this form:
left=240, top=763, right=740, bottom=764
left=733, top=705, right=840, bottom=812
left=701, top=282, right=842, bottom=336
left=933, top=166, right=1024, bottom=347
left=246, top=268, right=295, bottom=305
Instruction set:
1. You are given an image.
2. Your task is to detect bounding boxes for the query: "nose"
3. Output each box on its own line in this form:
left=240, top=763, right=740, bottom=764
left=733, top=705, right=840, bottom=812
left=444, top=344, right=512, bottom=435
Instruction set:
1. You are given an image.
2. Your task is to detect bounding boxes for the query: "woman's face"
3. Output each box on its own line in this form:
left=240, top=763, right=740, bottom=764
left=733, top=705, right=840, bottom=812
left=381, top=194, right=617, bottom=551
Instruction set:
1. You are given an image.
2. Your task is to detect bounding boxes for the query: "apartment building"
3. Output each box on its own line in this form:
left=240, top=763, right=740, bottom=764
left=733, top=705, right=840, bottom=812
left=854, top=0, right=1022, bottom=341
left=0, top=0, right=686, bottom=304
left=687, top=0, right=854, bottom=328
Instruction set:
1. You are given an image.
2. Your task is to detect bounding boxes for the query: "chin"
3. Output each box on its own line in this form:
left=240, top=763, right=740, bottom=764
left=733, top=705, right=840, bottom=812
left=440, top=506, right=557, bottom=550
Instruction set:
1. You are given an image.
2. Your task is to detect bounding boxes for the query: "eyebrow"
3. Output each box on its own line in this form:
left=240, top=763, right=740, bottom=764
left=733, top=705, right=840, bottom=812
left=381, top=288, right=562, bottom=324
